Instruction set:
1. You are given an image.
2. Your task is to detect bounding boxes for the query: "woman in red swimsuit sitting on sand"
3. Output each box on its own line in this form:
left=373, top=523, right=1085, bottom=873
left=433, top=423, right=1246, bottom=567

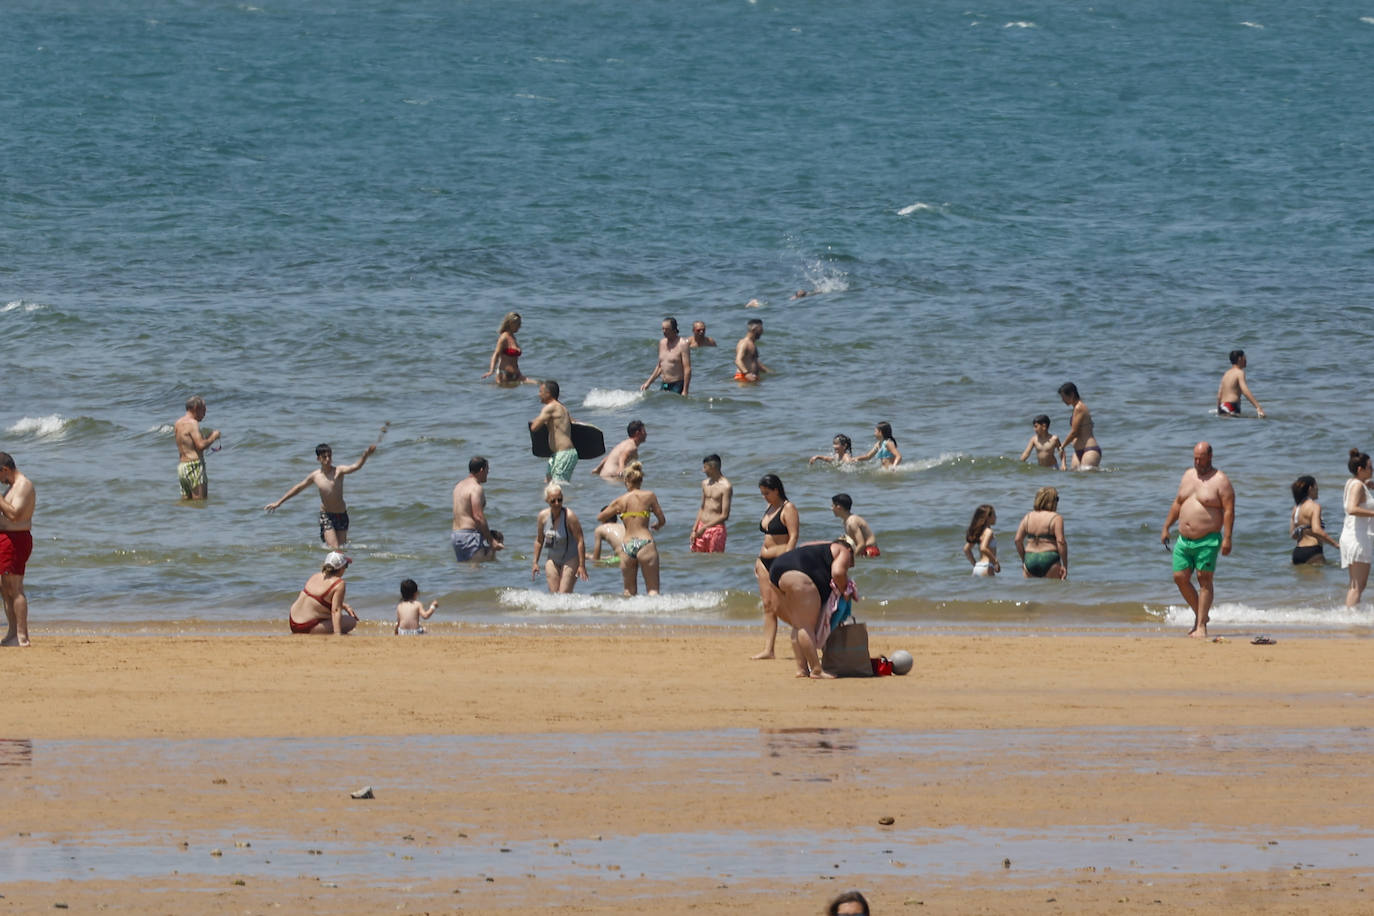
left=482, top=311, right=535, bottom=385
left=288, top=551, right=358, bottom=635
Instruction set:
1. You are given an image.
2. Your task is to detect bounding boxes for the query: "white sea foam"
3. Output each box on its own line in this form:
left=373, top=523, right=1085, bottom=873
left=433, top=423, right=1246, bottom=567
left=583, top=388, right=644, bottom=410
left=1362, top=17, right=1374, bottom=25
left=1161, top=601, right=1374, bottom=629
left=7, top=414, right=69, bottom=439
left=1004, top=21, right=1036, bottom=29
left=497, top=588, right=727, bottom=617
left=148, top=423, right=175, bottom=436
left=1240, top=21, right=1264, bottom=29
left=891, top=451, right=967, bottom=473
left=2, top=300, right=46, bottom=313
left=898, top=202, right=936, bottom=216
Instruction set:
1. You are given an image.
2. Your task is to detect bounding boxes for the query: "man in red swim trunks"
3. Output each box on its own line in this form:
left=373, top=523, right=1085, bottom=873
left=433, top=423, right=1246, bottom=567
left=0, top=452, right=36, bottom=647
left=1217, top=349, right=1265, bottom=418
left=690, top=454, right=732, bottom=552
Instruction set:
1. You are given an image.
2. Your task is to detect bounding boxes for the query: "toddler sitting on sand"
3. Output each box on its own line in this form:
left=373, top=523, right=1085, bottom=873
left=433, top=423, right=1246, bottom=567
left=395, top=578, right=438, bottom=635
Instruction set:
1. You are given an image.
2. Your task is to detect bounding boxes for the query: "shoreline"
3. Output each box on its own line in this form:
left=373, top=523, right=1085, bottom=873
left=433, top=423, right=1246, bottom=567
left=4, top=632, right=1373, bottom=913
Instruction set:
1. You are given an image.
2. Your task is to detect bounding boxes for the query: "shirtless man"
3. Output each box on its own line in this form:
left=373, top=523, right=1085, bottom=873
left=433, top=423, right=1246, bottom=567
left=831, top=493, right=879, bottom=557
left=531, top=379, right=577, bottom=483
left=1161, top=441, right=1235, bottom=639
left=591, top=420, right=646, bottom=480
left=690, top=454, right=733, bottom=552
left=733, top=319, right=769, bottom=383
left=640, top=317, right=692, bottom=396
left=688, top=321, right=716, bottom=348
left=0, top=453, right=36, bottom=647
left=174, top=396, right=222, bottom=500
left=1058, top=382, right=1101, bottom=470
left=265, top=441, right=376, bottom=548
left=1019, top=414, right=1063, bottom=468
left=1217, top=349, right=1265, bottom=418
left=452, top=456, right=502, bottom=563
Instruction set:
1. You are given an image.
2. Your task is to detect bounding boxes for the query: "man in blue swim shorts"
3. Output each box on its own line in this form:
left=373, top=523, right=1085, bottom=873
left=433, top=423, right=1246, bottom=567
left=1161, top=442, right=1235, bottom=640
left=451, top=456, right=502, bottom=563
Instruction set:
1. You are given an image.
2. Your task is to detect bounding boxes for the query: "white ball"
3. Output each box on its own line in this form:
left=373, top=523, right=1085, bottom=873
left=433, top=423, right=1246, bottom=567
left=889, top=649, right=914, bottom=676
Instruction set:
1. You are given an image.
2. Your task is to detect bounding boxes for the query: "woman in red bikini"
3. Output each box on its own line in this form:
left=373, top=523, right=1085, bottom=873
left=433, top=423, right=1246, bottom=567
left=482, top=312, right=535, bottom=385
left=288, top=552, right=358, bottom=635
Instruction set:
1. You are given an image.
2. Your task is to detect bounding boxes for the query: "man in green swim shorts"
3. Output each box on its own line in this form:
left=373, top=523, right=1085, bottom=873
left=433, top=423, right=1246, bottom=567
left=174, top=396, right=221, bottom=500
left=532, top=379, right=578, bottom=484
left=1161, top=442, right=1235, bottom=639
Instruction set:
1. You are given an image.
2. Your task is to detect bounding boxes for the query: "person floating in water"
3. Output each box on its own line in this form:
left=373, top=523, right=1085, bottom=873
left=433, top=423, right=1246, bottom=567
left=1217, top=349, right=1265, bottom=418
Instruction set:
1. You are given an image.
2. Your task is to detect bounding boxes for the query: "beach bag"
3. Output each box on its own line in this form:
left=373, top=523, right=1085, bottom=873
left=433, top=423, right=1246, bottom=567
left=822, top=619, right=872, bottom=677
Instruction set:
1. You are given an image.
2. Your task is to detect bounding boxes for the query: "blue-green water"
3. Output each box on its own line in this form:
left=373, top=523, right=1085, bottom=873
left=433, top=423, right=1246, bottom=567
left=4, top=0, right=1374, bottom=631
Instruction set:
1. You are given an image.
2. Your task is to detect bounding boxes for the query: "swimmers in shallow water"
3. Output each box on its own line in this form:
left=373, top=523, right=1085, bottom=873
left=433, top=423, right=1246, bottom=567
left=809, top=434, right=856, bottom=466
left=597, top=463, right=665, bottom=596
left=1015, top=487, right=1067, bottom=580
left=855, top=422, right=901, bottom=469
left=1019, top=414, right=1063, bottom=469
left=1289, top=476, right=1338, bottom=566
left=482, top=311, right=535, bottom=385
left=963, top=504, right=1000, bottom=576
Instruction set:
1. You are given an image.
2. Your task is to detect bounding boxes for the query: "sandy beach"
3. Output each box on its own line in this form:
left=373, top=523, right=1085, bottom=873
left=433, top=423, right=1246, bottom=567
left=3, top=627, right=1373, bottom=914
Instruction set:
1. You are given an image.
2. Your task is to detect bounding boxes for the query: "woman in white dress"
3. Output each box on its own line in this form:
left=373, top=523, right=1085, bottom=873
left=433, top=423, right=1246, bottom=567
left=1339, top=449, right=1374, bottom=606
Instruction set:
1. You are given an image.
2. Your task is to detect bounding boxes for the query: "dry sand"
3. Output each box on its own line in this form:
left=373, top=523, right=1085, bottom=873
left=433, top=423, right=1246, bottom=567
left=2, top=627, right=1372, bottom=914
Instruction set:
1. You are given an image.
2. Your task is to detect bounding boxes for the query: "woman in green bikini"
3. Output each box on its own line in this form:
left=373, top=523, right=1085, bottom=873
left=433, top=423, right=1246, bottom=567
left=1014, top=486, right=1068, bottom=580
left=597, top=462, right=665, bottom=596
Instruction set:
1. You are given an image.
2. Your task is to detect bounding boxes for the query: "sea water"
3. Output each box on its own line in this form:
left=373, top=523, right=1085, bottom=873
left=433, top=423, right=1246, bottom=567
left=4, top=0, right=1374, bottom=631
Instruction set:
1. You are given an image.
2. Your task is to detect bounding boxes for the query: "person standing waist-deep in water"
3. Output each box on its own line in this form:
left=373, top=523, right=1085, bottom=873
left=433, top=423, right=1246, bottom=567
left=1058, top=382, right=1101, bottom=470
left=174, top=395, right=221, bottom=500
left=531, top=378, right=577, bottom=484
left=640, top=316, right=692, bottom=396
left=855, top=422, right=901, bottom=469
left=0, top=452, right=36, bottom=647
left=482, top=311, right=535, bottom=385
left=964, top=504, right=1000, bottom=576
left=1014, top=487, right=1067, bottom=580
left=1161, top=441, right=1234, bottom=639
left=264, top=441, right=376, bottom=549
left=1217, top=348, right=1265, bottom=418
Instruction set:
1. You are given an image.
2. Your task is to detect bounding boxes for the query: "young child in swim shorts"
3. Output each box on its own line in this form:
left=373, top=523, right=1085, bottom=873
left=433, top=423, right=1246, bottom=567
left=395, top=578, right=438, bottom=635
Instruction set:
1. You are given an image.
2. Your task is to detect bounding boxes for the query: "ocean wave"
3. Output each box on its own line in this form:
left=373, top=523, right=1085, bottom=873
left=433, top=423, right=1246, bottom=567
left=7, top=414, right=70, bottom=439
left=892, top=451, right=968, bottom=473
left=2, top=299, right=47, bottom=313
left=497, top=588, right=728, bottom=617
left=897, top=202, right=943, bottom=216
left=1004, top=21, right=1037, bottom=29
left=1239, top=21, right=1264, bottom=29
left=583, top=388, right=644, bottom=410
left=1160, top=601, right=1374, bottom=629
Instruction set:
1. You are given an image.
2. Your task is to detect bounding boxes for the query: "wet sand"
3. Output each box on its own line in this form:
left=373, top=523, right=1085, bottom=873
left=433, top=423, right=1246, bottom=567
left=2, top=627, right=1373, bottom=913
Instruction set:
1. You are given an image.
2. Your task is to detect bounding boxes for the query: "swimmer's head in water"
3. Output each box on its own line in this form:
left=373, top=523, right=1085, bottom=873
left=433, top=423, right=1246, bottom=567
left=499, top=312, right=521, bottom=334
left=831, top=493, right=853, bottom=512
left=1033, top=414, right=1051, bottom=429
left=702, top=454, right=721, bottom=473
left=1229, top=349, right=1246, bottom=365
left=1033, top=486, right=1060, bottom=512
left=623, top=461, right=645, bottom=487
left=662, top=316, right=679, bottom=336
left=875, top=422, right=895, bottom=444
left=540, top=379, right=560, bottom=401
left=833, top=434, right=852, bottom=454
left=966, top=504, right=996, bottom=542
left=627, top=419, right=646, bottom=440
left=1057, top=382, right=1079, bottom=402
left=469, top=455, right=489, bottom=475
